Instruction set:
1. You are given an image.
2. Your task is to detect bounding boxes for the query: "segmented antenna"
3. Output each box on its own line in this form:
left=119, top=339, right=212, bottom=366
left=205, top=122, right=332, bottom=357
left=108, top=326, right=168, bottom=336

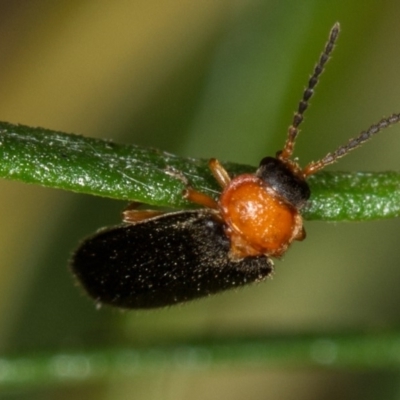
left=278, top=22, right=340, bottom=161
left=303, top=113, right=400, bottom=176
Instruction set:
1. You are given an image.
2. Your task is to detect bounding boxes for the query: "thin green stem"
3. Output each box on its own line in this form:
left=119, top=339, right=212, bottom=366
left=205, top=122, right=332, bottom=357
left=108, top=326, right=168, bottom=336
left=1, top=330, right=400, bottom=388
left=0, top=121, right=399, bottom=221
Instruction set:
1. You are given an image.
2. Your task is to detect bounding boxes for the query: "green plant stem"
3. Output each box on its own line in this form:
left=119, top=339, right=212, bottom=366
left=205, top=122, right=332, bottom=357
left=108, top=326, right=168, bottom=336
left=1, top=330, right=400, bottom=388
left=0, top=121, right=400, bottom=221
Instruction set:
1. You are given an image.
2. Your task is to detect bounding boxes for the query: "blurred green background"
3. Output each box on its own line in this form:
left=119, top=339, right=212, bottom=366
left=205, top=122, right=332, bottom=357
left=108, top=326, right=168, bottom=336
left=1, top=0, right=400, bottom=398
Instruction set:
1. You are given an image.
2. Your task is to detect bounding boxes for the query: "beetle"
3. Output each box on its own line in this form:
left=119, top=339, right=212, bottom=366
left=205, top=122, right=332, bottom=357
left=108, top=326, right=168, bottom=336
left=71, top=23, right=400, bottom=309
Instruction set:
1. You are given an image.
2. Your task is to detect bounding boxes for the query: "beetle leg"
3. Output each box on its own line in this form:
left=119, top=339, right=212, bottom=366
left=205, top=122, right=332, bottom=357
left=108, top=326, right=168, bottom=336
left=123, top=209, right=167, bottom=223
left=208, top=158, right=231, bottom=188
left=183, top=188, right=218, bottom=209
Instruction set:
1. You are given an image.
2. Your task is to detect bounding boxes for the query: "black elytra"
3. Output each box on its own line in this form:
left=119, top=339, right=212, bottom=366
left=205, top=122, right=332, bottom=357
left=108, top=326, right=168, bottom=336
left=72, top=210, right=273, bottom=308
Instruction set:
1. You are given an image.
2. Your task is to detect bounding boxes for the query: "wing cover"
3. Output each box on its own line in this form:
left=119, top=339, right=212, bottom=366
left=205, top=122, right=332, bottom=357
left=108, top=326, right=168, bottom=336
left=71, top=210, right=273, bottom=308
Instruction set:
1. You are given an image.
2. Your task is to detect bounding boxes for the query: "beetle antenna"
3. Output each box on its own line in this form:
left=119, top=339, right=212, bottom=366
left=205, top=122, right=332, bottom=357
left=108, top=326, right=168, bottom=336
left=302, top=113, right=400, bottom=176
left=278, top=22, right=340, bottom=161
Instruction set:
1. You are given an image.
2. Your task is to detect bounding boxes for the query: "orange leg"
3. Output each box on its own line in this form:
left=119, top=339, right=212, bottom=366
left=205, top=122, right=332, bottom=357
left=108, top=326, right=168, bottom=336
left=208, top=158, right=231, bottom=188
left=183, top=188, right=218, bottom=209
left=165, top=160, right=229, bottom=210
left=295, top=226, right=306, bottom=241
left=123, top=209, right=166, bottom=223
left=183, top=158, right=231, bottom=209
